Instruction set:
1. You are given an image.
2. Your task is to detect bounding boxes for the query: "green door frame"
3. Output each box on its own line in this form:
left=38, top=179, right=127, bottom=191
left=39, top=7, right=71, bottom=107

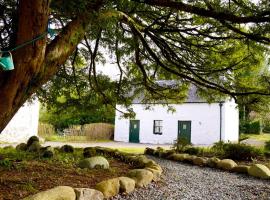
left=129, top=120, right=140, bottom=143
left=178, top=121, right=191, bottom=143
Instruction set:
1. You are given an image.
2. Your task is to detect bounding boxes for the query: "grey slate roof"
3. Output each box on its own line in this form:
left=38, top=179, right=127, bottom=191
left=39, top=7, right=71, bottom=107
left=131, top=81, right=207, bottom=104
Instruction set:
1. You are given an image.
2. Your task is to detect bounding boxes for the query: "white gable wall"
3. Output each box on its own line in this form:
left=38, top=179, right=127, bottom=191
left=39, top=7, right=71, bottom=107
left=115, top=102, right=238, bottom=145
left=223, top=100, right=239, bottom=142
left=0, top=100, right=39, bottom=143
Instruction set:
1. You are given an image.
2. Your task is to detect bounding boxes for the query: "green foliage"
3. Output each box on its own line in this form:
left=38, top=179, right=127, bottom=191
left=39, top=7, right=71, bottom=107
left=241, top=121, right=261, bottom=134
left=211, top=142, right=263, bottom=161
left=172, top=138, right=191, bottom=152
left=264, top=141, right=270, bottom=152
left=39, top=74, right=115, bottom=130
left=0, top=158, right=12, bottom=169
left=239, top=134, right=250, bottom=142
left=183, top=147, right=201, bottom=155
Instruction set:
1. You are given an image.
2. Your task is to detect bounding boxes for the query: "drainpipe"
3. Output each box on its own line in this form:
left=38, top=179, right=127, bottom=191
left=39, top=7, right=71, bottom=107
left=219, top=102, right=223, bottom=142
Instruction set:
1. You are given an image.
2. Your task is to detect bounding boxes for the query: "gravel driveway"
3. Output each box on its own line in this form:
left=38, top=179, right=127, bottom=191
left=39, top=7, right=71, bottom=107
left=113, top=156, right=270, bottom=200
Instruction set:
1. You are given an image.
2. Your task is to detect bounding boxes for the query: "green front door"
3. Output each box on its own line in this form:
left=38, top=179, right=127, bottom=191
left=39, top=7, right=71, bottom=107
left=129, top=120, right=140, bottom=143
left=178, top=121, right=191, bottom=143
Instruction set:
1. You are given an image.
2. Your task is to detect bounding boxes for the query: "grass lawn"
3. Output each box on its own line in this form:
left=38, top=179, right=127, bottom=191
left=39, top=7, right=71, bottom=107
left=241, top=133, right=270, bottom=142
left=117, top=147, right=146, bottom=154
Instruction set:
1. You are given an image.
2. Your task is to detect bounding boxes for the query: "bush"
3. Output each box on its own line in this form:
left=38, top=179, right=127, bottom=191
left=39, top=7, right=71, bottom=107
left=224, top=143, right=263, bottom=161
left=183, top=147, right=200, bottom=155
left=241, top=121, right=261, bottom=134
left=172, top=138, right=190, bottom=152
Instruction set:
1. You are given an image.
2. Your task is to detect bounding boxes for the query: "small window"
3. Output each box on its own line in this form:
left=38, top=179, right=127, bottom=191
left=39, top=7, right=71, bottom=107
left=153, top=120, right=163, bottom=135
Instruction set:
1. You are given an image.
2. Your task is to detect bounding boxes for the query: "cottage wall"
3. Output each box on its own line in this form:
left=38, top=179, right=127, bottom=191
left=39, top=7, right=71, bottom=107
left=223, top=100, right=239, bottom=142
left=115, top=102, right=239, bottom=145
left=0, top=100, right=39, bottom=143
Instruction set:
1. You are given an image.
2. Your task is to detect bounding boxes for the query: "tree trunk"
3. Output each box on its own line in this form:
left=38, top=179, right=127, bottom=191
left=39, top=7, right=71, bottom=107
left=0, top=0, right=101, bottom=132
left=0, top=0, right=49, bottom=132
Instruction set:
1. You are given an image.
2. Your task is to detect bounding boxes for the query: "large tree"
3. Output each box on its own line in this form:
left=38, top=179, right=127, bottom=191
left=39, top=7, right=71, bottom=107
left=0, top=0, right=269, bottom=132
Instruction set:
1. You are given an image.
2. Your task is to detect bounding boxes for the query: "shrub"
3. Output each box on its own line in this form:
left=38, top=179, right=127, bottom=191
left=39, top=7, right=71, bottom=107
left=223, top=143, right=263, bottom=161
left=211, top=141, right=226, bottom=156
left=183, top=147, right=200, bottom=155
left=241, top=121, right=261, bottom=134
left=172, top=138, right=190, bottom=152
left=60, top=145, right=74, bottom=153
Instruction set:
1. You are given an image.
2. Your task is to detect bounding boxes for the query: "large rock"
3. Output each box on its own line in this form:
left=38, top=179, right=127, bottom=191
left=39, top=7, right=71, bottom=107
left=145, top=167, right=161, bottom=181
left=134, top=156, right=155, bottom=168
left=26, top=136, right=39, bottom=147
left=60, top=145, right=74, bottom=153
left=127, top=169, right=153, bottom=187
left=144, top=147, right=155, bottom=155
left=16, top=143, right=27, bottom=151
left=248, top=164, right=270, bottom=179
left=27, top=141, right=41, bottom=152
left=232, top=165, right=250, bottom=174
left=193, top=157, right=207, bottom=166
left=183, top=155, right=197, bottom=163
left=78, top=156, right=109, bottom=169
left=145, top=163, right=163, bottom=174
left=169, top=154, right=189, bottom=162
left=118, top=177, right=136, bottom=193
left=95, top=178, right=120, bottom=198
left=217, top=159, right=237, bottom=170
left=206, top=157, right=220, bottom=168
left=74, top=188, right=104, bottom=200
left=23, top=186, right=76, bottom=200
left=83, top=147, right=97, bottom=158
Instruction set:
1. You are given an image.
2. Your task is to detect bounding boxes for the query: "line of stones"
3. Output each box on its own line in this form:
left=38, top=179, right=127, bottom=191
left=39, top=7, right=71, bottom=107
left=23, top=147, right=163, bottom=200
left=145, top=147, right=270, bottom=180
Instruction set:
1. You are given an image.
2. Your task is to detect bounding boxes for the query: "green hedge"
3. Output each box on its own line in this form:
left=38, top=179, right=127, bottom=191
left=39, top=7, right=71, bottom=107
left=241, top=121, right=261, bottom=134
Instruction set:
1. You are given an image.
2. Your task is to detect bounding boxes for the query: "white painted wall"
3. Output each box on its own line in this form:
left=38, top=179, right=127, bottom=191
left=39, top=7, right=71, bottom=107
left=114, top=102, right=239, bottom=145
left=0, top=100, right=39, bottom=143
left=223, top=100, right=239, bottom=142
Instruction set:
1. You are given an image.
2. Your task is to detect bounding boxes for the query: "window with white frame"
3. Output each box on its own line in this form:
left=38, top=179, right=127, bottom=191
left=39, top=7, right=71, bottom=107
left=153, top=120, right=163, bottom=135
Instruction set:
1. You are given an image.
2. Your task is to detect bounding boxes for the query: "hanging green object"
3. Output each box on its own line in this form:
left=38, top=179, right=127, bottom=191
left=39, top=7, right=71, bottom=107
left=0, top=52, right=14, bottom=71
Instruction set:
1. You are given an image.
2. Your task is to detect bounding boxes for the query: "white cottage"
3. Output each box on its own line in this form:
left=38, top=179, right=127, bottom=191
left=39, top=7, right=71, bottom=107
left=114, top=86, right=239, bottom=145
left=0, top=100, right=39, bottom=143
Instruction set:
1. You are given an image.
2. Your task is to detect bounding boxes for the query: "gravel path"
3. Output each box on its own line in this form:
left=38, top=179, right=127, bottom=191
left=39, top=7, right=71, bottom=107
left=113, top=156, right=270, bottom=200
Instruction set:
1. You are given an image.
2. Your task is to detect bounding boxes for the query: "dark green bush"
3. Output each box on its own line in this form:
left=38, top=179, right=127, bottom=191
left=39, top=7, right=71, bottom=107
left=211, top=142, right=263, bottom=161
left=223, top=143, right=263, bottom=161
left=241, top=121, right=261, bottom=134
left=184, top=147, right=200, bottom=155
left=172, top=138, right=190, bottom=152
